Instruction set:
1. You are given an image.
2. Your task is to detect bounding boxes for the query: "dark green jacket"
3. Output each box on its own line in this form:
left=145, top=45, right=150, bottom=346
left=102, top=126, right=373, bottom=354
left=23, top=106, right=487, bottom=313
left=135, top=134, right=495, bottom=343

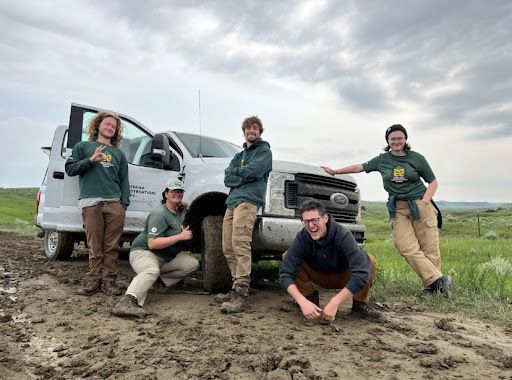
left=224, top=138, right=272, bottom=209
left=65, top=140, right=130, bottom=207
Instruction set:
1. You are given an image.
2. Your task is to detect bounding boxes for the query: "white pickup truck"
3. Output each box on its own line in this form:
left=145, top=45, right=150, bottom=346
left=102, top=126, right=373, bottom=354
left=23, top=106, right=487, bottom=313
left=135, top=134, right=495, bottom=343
left=36, top=103, right=366, bottom=292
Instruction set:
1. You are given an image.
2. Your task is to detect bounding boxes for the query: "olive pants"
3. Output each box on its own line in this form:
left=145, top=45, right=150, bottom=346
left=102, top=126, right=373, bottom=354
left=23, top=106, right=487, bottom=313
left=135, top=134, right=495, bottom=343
left=222, top=202, right=258, bottom=296
left=391, top=200, right=442, bottom=287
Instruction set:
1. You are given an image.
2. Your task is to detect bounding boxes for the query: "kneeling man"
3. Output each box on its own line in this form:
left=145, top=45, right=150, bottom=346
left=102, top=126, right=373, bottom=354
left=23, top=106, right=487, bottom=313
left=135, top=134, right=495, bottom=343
left=279, top=200, right=385, bottom=323
left=113, top=179, right=199, bottom=318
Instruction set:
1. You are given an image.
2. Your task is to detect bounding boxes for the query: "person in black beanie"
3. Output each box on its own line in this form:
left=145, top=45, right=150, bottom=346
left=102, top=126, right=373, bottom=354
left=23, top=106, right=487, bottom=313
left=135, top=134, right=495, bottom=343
left=322, top=124, right=451, bottom=298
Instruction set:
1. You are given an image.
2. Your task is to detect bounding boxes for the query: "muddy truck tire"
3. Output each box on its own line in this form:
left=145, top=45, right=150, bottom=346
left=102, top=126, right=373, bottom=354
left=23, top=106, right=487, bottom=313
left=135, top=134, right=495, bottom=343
left=201, top=215, right=231, bottom=293
left=43, top=230, right=74, bottom=260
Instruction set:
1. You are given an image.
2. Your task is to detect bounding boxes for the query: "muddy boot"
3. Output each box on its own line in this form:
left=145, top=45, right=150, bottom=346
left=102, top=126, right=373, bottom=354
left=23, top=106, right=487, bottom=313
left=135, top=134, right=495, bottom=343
left=351, top=301, right=386, bottom=323
left=112, top=294, right=147, bottom=318
left=220, top=291, right=248, bottom=314
left=429, top=275, right=452, bottom=298
left=77, top=279, right=101, bottom=296
left=213, top=289, right=236, bottom=304
left=102, top=282, right=123, bottom=296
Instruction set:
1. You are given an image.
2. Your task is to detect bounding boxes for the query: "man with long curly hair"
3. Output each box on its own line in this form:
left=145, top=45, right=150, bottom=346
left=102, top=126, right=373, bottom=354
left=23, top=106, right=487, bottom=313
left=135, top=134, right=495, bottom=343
left=65, top=111, right=130, bottom=296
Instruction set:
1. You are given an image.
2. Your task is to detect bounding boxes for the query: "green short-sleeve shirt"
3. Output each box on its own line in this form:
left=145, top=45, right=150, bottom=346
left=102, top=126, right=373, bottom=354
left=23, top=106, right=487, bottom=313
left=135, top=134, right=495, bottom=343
left=130, top=204, right=186, bottom=261
left=362, top=151, right=435, bottom=197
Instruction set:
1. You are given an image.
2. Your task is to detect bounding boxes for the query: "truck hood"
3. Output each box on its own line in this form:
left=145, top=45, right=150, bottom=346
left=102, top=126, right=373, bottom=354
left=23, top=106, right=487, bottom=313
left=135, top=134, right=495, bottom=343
left=272, top=160, right=357, bottom=184
left=183, top=157, right=356, bottom=185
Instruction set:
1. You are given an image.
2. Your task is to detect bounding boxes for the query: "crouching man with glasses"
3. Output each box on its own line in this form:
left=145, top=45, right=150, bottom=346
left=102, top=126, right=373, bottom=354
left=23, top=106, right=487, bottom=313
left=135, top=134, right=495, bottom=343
left=279, top=200, right=386, bottom=323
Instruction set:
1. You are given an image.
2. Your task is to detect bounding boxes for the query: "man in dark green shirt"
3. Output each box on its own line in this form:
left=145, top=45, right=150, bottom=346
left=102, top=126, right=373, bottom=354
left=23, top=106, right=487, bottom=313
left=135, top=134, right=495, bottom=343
left=65, top=112, right=129, bottom=296
left=214, top=116, right=272, bottom=314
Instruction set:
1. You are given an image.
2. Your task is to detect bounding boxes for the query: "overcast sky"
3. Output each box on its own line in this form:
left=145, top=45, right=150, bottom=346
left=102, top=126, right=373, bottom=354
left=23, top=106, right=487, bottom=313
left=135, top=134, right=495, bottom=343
left=1, top=0, right=511, bottom=202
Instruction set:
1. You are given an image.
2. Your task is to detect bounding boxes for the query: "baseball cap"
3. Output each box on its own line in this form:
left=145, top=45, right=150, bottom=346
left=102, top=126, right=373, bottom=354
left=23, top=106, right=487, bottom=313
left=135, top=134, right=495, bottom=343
left=166, top=179, right=185, bottom=191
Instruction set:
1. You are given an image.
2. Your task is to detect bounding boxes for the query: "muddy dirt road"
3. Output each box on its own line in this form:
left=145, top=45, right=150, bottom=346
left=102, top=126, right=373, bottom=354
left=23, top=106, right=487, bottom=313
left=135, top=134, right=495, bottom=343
left=0, top=231, right=511, bottom=379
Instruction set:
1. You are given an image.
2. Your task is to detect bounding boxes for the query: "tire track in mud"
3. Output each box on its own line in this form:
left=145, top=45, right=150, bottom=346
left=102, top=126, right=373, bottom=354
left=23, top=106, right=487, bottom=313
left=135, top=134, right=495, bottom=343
left=0, top=231, right=511, bottom=379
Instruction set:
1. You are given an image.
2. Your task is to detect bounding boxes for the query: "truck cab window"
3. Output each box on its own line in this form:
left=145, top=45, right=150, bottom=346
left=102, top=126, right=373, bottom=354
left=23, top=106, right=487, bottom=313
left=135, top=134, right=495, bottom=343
left=82, top=111, right=154, bottom=167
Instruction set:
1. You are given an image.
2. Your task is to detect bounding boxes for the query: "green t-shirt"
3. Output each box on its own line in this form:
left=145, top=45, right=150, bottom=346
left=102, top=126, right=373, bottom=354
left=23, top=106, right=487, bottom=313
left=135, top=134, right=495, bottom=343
left=362, top=151, right=435, bottom=198
left=130, top=204, right=186, bottom=261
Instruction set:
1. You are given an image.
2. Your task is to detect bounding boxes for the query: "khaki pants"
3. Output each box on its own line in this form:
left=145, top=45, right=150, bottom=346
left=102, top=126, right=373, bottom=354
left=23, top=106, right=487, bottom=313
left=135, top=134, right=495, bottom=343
left=127, top=249, right=200, bottom=306
left=283, top=252, right=377, bottom=303
left=392, top=200, right=442, bottom=287
left=82, top=201, right=125, bottom=285
left=222, top=202, right=258, bottom=296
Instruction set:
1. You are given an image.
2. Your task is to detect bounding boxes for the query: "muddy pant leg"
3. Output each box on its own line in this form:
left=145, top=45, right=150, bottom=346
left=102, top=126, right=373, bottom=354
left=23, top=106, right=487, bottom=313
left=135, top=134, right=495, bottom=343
left=414, top=200, right=442, bottom=272
left=231, top=202, right=258, bottom=296
left=292, top=254, right=377, bottom=303
left=392, top=201, right=442, bottom=287
left=126, top=249, right=162, bottom=306
left=222, top=208, right=237, bottom=285
left=101, top=202, right=125, bottom=285
left=159, top=252, right=200, bottom=287
left=82, top=204, right=105, bottom=283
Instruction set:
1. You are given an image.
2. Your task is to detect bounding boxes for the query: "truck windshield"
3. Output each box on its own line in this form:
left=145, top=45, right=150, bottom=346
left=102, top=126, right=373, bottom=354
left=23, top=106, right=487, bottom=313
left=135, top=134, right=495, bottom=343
left=175, top=132, right=241, bottom=158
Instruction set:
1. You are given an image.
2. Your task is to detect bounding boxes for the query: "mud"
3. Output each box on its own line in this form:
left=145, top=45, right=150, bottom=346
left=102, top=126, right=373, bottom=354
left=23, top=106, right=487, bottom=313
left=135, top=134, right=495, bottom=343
left=0, top=230, right=511, bottom=379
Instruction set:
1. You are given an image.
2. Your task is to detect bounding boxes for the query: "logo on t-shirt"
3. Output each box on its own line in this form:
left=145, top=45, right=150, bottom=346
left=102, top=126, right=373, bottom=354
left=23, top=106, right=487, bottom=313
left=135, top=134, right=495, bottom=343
left=391, top=165, right=408, bottom=183
left=151, top=227, right=157, bottom=233
left=100, top=152, right=113, bottom=168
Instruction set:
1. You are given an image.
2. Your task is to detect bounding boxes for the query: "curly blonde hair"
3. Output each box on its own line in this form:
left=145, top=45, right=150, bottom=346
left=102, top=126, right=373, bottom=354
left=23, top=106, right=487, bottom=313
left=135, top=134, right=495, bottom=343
left=87, top=112, right=123, bottom=147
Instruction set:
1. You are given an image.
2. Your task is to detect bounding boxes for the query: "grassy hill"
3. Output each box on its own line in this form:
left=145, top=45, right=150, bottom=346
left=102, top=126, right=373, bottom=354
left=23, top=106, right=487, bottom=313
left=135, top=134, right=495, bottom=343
left=0, top=188, right=39, bottom=233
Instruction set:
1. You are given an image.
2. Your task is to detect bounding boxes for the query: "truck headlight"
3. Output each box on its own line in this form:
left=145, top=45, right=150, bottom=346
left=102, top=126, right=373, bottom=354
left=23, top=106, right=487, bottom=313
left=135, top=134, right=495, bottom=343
left=264, top=172, right=294, bottom=216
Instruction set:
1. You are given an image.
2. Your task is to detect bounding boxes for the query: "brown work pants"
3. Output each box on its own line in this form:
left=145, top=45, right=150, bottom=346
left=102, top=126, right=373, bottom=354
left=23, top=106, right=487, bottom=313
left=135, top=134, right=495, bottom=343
left=82, top=201, right=125, bottom=285
left=284, top=252, right=378, bottom=303
left=222, top=202, right=258, bottom=296
left=391, top=200, right=442, bottom=287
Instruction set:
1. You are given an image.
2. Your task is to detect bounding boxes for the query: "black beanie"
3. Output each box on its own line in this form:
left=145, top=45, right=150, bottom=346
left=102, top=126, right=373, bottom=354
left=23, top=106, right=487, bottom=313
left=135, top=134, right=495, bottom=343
left=385, top=124, right=408, bottom=141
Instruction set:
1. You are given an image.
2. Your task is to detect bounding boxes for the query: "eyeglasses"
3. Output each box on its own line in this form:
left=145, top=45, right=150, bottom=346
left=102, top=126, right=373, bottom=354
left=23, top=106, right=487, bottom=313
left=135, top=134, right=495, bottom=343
left=302, top=217, right=322, bottom=226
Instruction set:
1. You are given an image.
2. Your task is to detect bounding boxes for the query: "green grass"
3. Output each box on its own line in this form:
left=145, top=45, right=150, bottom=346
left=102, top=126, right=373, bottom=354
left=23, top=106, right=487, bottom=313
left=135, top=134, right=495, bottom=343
left=363, top=202, right=512, bottom=327
left=0, top=188, right=39, bottom=235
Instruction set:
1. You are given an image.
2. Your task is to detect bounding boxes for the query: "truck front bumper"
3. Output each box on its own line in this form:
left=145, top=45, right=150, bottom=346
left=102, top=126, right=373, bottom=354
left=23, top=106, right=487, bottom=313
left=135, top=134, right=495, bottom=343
left=251, top=216, right=366, bottom=253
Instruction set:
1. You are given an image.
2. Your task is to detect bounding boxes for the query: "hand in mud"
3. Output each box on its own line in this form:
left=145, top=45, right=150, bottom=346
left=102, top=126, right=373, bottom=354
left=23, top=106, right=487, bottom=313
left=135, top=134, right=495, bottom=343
left=299, top=299, right=323, bottom=319
left=321, top=299, right=339, bottom=321
left=90, top=145, right=106, bottom=162
left=179, top=226, right=193, bottom=241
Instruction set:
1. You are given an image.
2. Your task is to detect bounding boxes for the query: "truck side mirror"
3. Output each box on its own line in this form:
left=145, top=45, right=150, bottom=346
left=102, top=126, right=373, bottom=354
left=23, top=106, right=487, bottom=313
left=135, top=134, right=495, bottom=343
left=150, top=134, right=173, bottom=170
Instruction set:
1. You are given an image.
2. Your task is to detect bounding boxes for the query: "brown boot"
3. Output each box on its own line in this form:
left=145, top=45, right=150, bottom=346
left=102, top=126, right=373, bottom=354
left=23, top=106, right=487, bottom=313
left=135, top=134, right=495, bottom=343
left=213, top=289, right=236, bottom=304
left=112, top=294, right=147, bottom=318
left=220, top=291, right=248, bottom=314
left=102, top=282, right=123, bottom=296
left=77, top=279, right=101, bottom=296
left=351, top=301, right=386, bottom=323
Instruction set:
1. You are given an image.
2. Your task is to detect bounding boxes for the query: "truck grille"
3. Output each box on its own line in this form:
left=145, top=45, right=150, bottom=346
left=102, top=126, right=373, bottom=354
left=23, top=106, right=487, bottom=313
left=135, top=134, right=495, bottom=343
left=285, top=173, right=359, bottom=223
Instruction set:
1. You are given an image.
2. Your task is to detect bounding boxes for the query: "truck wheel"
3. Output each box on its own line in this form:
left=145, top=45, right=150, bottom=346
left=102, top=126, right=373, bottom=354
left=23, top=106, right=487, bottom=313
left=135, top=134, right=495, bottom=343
left=43, top=230, right=74, bottom=260
left=201, top=215, right=231, bottom=293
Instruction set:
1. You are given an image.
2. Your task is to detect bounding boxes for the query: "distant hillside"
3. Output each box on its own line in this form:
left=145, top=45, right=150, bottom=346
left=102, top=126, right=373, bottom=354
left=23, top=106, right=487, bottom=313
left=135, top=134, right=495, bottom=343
left=435, top=200, right=509, bottom=211
left=362, top=200, right=511, bottom=211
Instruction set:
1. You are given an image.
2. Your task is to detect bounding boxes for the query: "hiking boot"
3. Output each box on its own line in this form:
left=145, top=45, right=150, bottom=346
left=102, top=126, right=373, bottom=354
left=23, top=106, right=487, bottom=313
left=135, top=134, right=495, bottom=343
left=112, top=294, right=147, bottom=318
left=351, top=301, right=386, bottom=323
left=77, top=280, right=101, bottom=296
left=429, top=275, right=452, bottom=298
left=213, top=289, right=236, bottom=304
left=220, top=292, right=248, bottom=314
left=102, top=282, right=123, bottom=296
